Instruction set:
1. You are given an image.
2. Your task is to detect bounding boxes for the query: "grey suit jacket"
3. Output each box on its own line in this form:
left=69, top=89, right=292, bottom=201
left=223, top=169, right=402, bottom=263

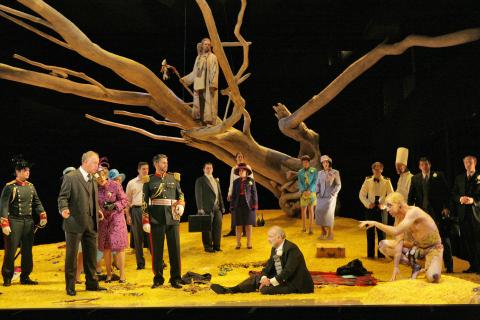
left=58, top=169, right=100, bottom=233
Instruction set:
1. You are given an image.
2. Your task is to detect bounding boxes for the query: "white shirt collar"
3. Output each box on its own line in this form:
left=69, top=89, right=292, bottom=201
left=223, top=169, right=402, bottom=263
left=79, top=166, right=89, bottom=182
left=275, top=240, right=285, bottom=255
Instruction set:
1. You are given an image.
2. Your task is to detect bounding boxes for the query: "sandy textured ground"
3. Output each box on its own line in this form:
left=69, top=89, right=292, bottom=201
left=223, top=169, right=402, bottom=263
left=0, top=210, right=478, bottom=308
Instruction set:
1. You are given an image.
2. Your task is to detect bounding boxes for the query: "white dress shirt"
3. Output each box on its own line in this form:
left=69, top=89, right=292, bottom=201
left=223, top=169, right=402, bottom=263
left=126, top=176, right=145, bottom=207
left=79, top=166, right=90, bottom=182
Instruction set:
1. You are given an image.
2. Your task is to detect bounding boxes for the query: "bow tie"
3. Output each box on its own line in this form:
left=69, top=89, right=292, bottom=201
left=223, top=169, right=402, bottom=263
left=373, top=178, right=380, bottom=183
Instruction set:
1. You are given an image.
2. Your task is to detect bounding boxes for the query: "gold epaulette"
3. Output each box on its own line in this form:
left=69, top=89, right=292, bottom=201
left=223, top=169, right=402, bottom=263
left=6, top=180, right=15, bottom=186
left=384, top=177, right=390, bottom=180
left=141, top=175, right=151, bottom=183
left=172, top=172, right=181, bottom=181
left=365, top=176, right=372, bottom=180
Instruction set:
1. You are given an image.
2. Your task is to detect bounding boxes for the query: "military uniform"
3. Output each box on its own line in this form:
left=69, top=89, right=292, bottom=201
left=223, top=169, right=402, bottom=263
left=143, top=172, right=184, bottom=287
left=0, top=179, right=46, bottom=285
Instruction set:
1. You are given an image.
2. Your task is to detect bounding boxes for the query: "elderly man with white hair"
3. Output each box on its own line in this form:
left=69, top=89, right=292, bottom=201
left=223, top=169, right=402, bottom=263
left=210, top=226, right=314, bottom=295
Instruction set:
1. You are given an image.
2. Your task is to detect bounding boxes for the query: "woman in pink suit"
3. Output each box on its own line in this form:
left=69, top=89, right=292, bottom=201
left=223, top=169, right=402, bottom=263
left=97, top=168, right=128, bottom=283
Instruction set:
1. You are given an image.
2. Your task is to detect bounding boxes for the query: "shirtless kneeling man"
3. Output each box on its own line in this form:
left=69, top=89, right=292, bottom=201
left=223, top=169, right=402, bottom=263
left=359, top=192, right=443, bottom=283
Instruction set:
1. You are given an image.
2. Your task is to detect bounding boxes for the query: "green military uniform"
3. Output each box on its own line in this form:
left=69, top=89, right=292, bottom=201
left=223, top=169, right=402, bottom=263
left=143, top=172, right=184, bottom=287
left=1, top=179, right=45, bottom=284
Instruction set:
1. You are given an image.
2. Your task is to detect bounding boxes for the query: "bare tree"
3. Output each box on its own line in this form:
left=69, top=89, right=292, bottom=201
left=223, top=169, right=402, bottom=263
left=0, top=0, right=479, bottom=216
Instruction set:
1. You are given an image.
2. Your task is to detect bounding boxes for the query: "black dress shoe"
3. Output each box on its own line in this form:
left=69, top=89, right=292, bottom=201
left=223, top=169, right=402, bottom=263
left=446, top=268, right=453, bottom=274
left=214, top=248, right=222, bottom=252
left=86, top=286, right=107, bottom=291
left=462, top=268, right=477, bottom=273
left=210, top=283, right=234, bottom=294
left=170, top=279, right=183, bottom=289
left=3, top=279, right=11, bottom=287
left=20, top=277, right=38, bottom=285
left=223, top=230, right=235, bottom=237
left=136, top=265, right=145, bottom=270
left=151, top=281, right=163, bottom=289
left=204, top=248, right=215, bottom=253
left=66, top=289, right=77, bottom=296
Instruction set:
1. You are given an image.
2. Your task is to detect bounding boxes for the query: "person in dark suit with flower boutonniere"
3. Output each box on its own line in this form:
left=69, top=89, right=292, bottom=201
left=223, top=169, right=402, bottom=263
left=408, top=157, right=453, bottom=273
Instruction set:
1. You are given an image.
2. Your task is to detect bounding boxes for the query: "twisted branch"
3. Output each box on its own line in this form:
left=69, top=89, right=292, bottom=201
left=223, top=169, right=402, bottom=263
left=0, top=3, right=51, bottom=28
left=0, top=64, right=157, bottom=107
left=282, top=27, right=480, bottom=129
left=0, top=8, right=70, bottom=49
left=14, top=54, right=109, bottom=95
left=85, top=114, right=187, bottom=143
left=113, top=110, right=185, bottom=129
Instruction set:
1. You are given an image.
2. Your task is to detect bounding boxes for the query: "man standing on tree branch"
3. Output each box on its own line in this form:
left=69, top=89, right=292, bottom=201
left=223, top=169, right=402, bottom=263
left=181, top=38, right=219, bottom=126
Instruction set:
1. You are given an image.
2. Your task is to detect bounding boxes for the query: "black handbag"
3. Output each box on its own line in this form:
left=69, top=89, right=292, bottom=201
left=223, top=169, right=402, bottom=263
left=188, top=214, right=211, bottom=232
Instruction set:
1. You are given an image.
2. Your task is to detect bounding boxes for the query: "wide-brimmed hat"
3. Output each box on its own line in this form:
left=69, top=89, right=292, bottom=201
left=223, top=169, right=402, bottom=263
left=108, top=169, right=126, bottom=182
left=320, top=155, right=332, bottom=163
left=234, top=163, right=252, bottom=176
left=63, top=166, right=76, bottom=175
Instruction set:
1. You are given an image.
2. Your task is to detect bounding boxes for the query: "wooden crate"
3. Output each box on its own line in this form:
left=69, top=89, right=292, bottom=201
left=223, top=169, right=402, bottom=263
left=316, top=243, right=345, bottom=258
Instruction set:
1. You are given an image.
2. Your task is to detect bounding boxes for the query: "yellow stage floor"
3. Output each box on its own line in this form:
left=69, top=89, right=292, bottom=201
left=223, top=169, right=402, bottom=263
left=0, top=210, right=479, bottom=308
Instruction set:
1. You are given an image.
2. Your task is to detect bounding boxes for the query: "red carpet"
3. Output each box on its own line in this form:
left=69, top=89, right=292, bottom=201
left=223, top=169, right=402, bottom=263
left=249, top=271, right=378, bottom=286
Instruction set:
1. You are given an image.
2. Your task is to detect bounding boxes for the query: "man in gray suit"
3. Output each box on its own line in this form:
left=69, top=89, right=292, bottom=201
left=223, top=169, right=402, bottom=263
left=58, top=151, right=106, bottom=296
left=195, top=162, right=225, bottom=252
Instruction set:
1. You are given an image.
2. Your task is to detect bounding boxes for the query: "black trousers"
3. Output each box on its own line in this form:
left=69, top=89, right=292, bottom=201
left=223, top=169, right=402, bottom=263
left=460, top=213, right=480, bottom=271
left=1, top=217, right=34, bottom=281
left=64, top=219, right=99, bottom=291
left=150, top=223, right=181, bottom=283
left=130, top=206, right=146, bottom=267
left=202, top=208, right=222, bottom=250
left=437, top=221, right=453, bottom=271
left=234, top=274, right=296, bottom=295
left=365, top=207, right=385, bottom=258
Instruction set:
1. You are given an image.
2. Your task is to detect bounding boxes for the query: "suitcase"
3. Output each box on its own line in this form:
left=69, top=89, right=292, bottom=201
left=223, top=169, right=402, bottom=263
left=316, top=243, right=345, bottom=258
left=188, top=214, right=211, bottom=232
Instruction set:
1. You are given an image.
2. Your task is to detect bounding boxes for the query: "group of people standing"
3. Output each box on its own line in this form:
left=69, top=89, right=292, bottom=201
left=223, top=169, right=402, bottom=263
left=297, top=155, right=342, bottom=240
left=359, top=147, right=480, bottom=276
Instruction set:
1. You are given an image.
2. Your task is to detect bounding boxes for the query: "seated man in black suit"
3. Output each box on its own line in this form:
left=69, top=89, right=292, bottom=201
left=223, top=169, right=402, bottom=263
left=210, top=226, right=314, bottom=295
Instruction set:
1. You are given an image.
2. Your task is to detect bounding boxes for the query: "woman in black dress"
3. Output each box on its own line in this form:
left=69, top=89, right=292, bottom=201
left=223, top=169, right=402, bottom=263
left=230, top=163, right=258, bottom=249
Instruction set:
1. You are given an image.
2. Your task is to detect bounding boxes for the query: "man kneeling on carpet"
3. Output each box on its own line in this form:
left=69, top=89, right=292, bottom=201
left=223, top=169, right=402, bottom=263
left=210, top=226, right=314, bottom=295
left=359, top=192, right=444, bottom=283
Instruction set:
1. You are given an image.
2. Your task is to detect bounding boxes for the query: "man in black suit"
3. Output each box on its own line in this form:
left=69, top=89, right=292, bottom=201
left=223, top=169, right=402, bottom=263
left=210, top=226, right=314, bottom=295
left=452, top=155, right=480, bottom=274
left=195, top=162, right=225, bottom=253
left=407, top=157, right=453, bottom=273
left=58, top=151, right=106, bottom=296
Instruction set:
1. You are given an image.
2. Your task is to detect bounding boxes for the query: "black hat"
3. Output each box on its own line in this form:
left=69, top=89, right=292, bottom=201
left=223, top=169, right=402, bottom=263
left=12, top=155, right=32, bottom=171
left=300, top=155, right=311, bottom=162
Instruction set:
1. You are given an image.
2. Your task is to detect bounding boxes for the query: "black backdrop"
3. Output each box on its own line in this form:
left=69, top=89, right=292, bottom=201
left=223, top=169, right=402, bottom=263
left=1, top=0, right=480, bottom=245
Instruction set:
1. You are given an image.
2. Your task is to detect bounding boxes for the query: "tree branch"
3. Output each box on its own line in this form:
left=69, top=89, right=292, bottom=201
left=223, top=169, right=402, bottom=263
left=0, top=63, right=157, bottom=108
left=233, top=0, right=249, bottom=81
left=85, top=114, right=187, bottom=143
left=0, top=9, right=71, bottom=50
left=113, top=110, right=185, bottom=129
left=283, top=27, right=480, bottom=129
left=0, top=3, right=52, bottom=28
left=14, top=54, right=109, bottom=95
left=17, top=0, right=197, bottom=129
left=274, top=102, right=320, bottom=163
